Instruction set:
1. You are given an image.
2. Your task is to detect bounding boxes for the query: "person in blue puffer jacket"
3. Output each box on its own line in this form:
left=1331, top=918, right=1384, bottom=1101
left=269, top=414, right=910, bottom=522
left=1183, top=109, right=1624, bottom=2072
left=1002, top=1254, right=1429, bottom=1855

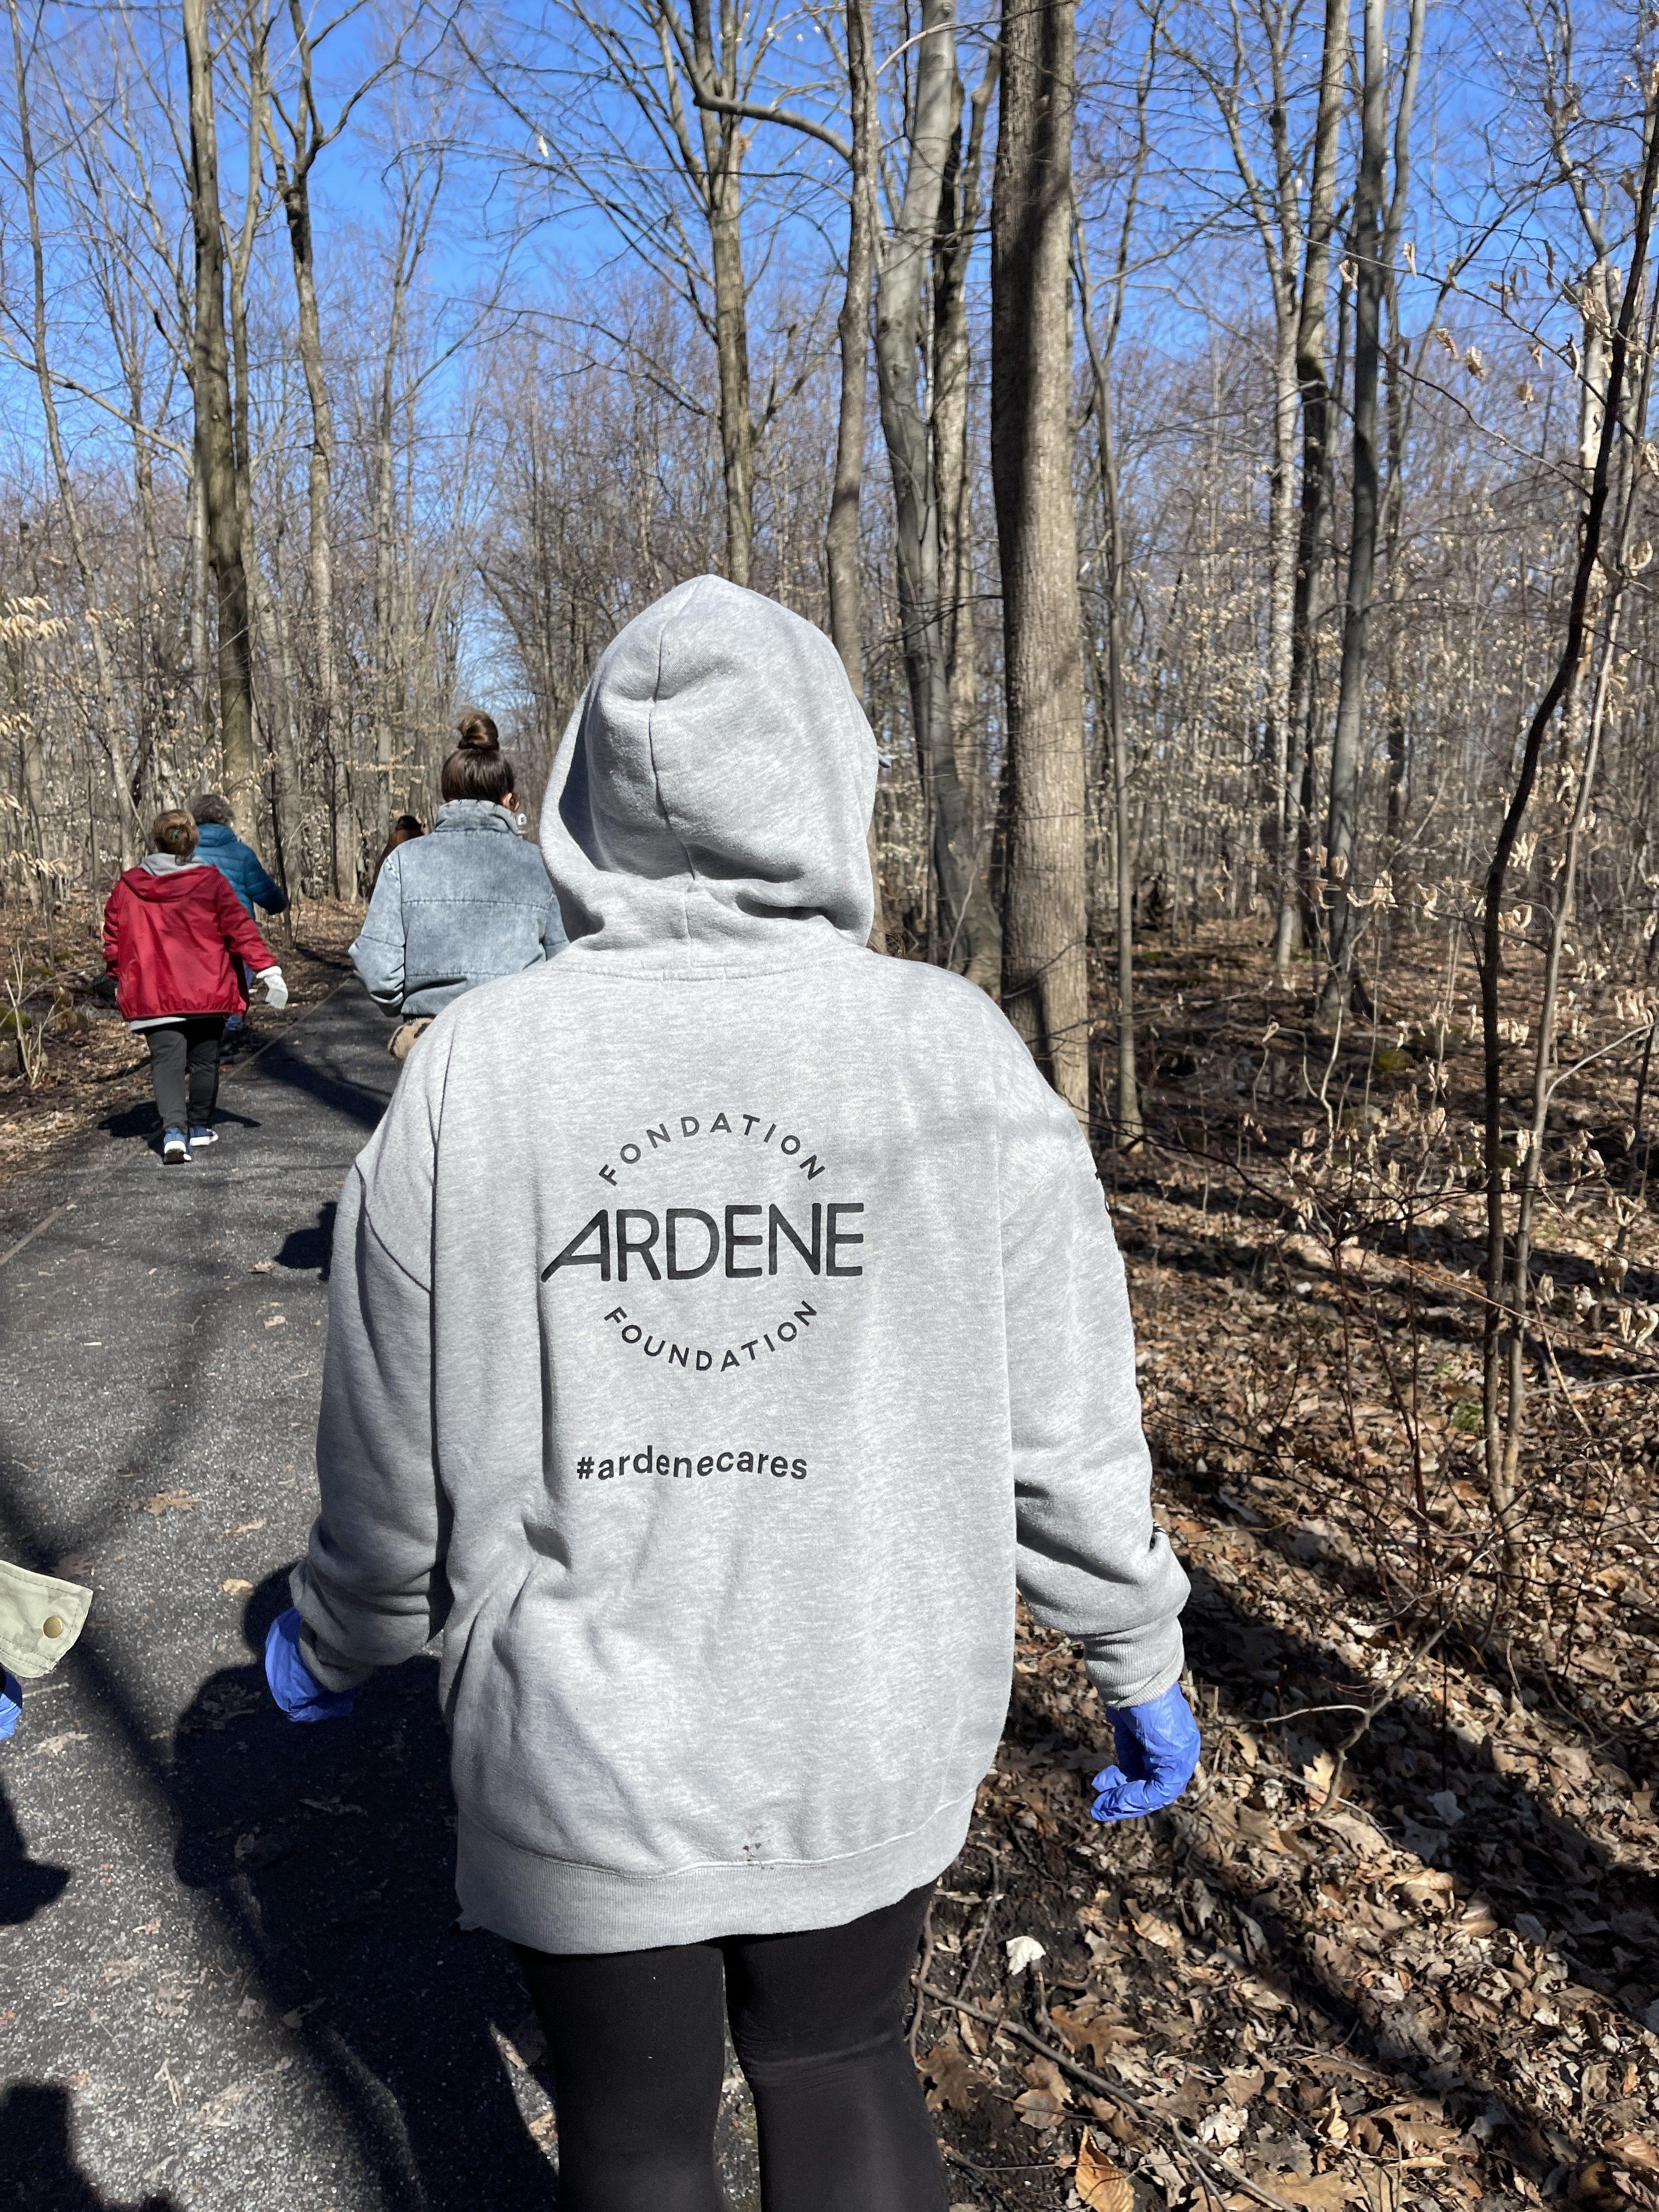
left=188, top=793, right=289, bottom=919
left=188, top=793, right=288, bottom=1040
left=350, top=711, right=566, bottom=1059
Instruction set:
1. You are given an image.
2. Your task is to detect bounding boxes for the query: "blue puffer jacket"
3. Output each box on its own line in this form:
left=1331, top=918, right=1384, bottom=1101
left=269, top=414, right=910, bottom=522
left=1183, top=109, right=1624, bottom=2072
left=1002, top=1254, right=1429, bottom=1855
left=351, top=800, right=567, bottom=1017
left=195, top=821, right=288, bottom=917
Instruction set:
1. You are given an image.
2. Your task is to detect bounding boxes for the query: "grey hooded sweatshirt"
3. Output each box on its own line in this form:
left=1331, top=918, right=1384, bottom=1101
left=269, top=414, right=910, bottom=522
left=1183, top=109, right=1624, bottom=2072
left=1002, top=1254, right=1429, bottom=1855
left=293, top=574, right=1188, bottom=1956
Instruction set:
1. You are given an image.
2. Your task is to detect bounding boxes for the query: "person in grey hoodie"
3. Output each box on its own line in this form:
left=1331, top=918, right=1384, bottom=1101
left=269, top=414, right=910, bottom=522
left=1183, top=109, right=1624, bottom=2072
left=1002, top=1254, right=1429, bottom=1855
left=349, top=712, right=565, bottom=1057
left=273, top=578, right=1195, bottom=2212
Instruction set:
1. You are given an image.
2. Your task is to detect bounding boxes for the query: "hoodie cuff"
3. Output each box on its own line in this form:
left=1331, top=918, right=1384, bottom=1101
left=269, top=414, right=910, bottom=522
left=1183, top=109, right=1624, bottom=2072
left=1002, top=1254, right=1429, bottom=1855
left=297, top=1623, right=375, bottom=1695
left=1081, top=1617, right=1186, bottom=1713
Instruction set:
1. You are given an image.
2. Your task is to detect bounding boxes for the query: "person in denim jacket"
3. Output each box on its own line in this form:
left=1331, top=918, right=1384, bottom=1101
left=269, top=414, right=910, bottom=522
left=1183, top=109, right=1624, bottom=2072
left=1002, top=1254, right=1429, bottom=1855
left=351, top=713, right=566, bottom=1058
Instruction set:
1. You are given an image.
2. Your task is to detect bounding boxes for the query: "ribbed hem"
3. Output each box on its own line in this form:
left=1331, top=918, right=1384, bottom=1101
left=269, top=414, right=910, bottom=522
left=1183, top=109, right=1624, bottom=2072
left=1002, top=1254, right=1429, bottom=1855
left=454, top=1791, right=978, bottom=1955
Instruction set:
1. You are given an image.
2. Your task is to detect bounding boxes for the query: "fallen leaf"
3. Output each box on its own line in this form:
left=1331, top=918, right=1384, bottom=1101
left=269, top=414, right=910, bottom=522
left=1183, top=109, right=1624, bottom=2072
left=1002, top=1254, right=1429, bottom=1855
left=221, top=1579, right=252, bottom=1596
left=920, top=2036, right=981, bottom=2114
left=1124, top=1903, right=1183, bottom=1952
left=1272, top=2176, right=1363, bottom=2209
left=1391, top=1867, right=1456, bottom=1910
left=1076, top=2130, right=1135, bottom=2212
left=1052, top=2004, right=1140, bottom=2069
left=1020, top=2056, right=1073, bottom=2109
left=1005, top=1933, right=1047, bottom=1975
left=1299, top=1750, right=1340, bottom=1797
left=138, top=1489, right=194, bottom=1516
left=1198, top=2101, right=1250, bottom=2148
left=32, top=1730, right=89, bottom=1757
left=1013, top=2084, right=1069, bottom=2130
left=222, top=1517, right=267, bottom=1538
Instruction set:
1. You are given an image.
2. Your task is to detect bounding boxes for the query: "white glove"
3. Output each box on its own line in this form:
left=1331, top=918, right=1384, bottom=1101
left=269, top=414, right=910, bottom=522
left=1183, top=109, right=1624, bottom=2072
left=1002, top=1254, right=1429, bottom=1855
left=256, top=967, right=289, bottom=1011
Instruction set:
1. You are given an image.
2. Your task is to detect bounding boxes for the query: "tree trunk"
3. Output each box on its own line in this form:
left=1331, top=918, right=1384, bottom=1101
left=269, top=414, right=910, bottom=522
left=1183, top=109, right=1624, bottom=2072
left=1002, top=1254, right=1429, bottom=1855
left=1320, top=0, right=1424, bottom=1014
left=1265, top=317, right=1299, bottom=933
left=826, top=0, right=893, bottom=953
left=183, top=0, right=259, bottom=834
left=934, top=48, right=998, bottom=840
left=872, top=0, right=1000, bottom=990
left=827, top=0, right=874, bottom=691
left=1273, top=0, right=1345, bottom=975
left=1077, top=229, right=1140, bottom=1147
left=692, top=0, right=754, bottom=587
left=991, top=0, right=1089, bottom=1120
left=185, top=458, right=211, bottom=768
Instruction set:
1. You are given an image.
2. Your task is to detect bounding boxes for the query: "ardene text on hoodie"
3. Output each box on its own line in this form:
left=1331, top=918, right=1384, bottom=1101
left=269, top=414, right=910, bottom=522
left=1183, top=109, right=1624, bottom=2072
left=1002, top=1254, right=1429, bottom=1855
left=292, top=575, right=1189, bottom=1956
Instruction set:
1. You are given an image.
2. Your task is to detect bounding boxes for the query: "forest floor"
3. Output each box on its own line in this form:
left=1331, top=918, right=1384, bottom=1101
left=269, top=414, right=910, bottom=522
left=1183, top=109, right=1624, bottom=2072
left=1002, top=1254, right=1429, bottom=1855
left=2, top=898, right=1655, bottom=2210
left=920, top=921, right=1659, bottom=2212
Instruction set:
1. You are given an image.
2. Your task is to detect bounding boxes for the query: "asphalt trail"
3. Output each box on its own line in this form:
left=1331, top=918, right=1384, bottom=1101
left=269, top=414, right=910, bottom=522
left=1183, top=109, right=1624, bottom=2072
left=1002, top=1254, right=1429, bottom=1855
left=0, top=986, right=629, bottom=2211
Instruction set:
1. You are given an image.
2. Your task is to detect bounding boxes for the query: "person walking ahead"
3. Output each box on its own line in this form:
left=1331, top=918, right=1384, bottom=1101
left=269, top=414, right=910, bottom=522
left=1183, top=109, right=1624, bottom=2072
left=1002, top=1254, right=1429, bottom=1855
left=349, top=713, right=565, bottom=1059
left=271, top=579, right=1197, bottom=2211
left=187, top=791, right=288, bottom=920
left=188, top=790, right=287, bottom=1046
left=103, top=811, right=287, bottom=1163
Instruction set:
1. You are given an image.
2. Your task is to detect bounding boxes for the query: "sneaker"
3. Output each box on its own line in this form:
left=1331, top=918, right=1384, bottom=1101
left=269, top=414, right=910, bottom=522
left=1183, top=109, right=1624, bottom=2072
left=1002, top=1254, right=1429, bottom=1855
left=162, top=1129, right=191, bottom=1164
left=188, top=1125, right=218, bottom=1147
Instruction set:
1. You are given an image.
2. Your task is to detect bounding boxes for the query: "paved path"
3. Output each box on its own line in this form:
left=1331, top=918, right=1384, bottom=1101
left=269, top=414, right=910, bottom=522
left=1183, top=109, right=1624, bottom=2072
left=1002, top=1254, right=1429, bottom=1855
left=0, top=986, right=759, bottom=2211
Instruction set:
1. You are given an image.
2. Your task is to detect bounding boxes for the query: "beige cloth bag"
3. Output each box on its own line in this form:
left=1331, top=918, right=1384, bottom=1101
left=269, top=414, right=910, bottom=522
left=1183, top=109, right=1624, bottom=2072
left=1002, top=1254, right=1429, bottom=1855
left=0, top=1558, right=92, bottom=1680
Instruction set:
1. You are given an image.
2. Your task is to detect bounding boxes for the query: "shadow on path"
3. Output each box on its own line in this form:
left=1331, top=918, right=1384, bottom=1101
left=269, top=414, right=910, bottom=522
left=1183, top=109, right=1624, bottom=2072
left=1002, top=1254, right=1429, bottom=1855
left=0, top=1780, right=69, bottom=1925
left=167, top=1572, right=556, bottom=2211
left=250, top=1034, right=390, bottom=1133
left=275, top=1201, right=337, bottom=1279
left=0, top=2087, right=178, bottom=2212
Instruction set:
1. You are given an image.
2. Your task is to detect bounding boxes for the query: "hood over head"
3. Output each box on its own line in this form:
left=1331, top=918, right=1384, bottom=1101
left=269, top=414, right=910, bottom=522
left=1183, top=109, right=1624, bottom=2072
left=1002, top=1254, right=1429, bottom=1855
left=541, top=576, right=877, bottom=962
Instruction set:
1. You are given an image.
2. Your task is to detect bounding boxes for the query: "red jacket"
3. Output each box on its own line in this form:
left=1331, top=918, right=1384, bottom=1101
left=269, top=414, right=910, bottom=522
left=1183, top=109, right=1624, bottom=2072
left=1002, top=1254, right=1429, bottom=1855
left=103, top=862, right=275, bottom=1021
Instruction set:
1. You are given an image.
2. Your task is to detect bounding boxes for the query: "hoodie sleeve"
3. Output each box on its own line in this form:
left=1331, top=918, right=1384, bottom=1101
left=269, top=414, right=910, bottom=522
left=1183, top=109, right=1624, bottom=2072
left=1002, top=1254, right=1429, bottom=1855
left=211, top=871, right=275, bottom=973
left=101, top=884, right=123, bottom=975
left=1000, top=1069, right=1188, bottom=1712
left=351, top=855, right=407, bottom=1012
left=290, top=1040, right=446, bottom=1690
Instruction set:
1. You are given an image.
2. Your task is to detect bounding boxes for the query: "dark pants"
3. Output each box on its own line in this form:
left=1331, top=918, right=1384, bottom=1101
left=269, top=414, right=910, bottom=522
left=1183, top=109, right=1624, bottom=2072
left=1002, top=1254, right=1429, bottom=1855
left=144, top=1018, right=225, bottom=1132
left=514, top=1883, right=947, bottom=2212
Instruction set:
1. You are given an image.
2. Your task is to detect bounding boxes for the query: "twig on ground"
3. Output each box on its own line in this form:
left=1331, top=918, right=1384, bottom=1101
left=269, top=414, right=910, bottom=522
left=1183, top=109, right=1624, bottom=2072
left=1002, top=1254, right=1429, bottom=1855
left=919, top=1982, right=1304, bottom=2212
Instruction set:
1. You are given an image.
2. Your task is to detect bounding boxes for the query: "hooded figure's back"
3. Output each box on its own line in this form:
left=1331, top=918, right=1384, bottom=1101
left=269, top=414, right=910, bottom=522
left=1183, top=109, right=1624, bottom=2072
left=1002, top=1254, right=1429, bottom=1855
left=294, top=577, right=1187, bottom=1954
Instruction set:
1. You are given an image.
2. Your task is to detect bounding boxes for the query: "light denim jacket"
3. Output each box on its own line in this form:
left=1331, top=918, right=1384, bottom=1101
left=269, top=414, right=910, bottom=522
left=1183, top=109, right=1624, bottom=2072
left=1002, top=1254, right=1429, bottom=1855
left=351, top=801, right=567, bottom=1017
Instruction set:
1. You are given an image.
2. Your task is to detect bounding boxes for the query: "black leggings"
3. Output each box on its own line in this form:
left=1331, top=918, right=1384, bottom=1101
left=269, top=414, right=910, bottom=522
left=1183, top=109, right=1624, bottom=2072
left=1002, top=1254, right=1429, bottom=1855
left=515, top=1883, right=947, bottom=2212
left=144, top=1017, right=225, bottom=1131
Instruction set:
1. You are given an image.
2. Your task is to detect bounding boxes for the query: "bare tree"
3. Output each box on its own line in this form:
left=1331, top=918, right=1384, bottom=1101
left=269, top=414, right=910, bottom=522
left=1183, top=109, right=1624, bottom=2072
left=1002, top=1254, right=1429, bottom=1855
left=1273, top=0, right=1345, bottom=972
left=826, top=0, right=876, bottom=690
left=183, top=0, right=258, bottom=831
left=992, top=0, right=1089, bottom=1115
left=5, top=0, right=142, bottom=861
left=264, top=2, right=403, bottom=895
left=874, top=0, right=1000, bottom=986
left=1319, top=0, right=1425, bottom=1018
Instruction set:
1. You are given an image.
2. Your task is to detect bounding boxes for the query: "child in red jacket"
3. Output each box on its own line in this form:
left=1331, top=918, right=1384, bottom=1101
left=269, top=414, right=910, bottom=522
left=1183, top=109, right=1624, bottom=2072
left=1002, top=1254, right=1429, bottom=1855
left=103, top=811, right=289, bottom=1163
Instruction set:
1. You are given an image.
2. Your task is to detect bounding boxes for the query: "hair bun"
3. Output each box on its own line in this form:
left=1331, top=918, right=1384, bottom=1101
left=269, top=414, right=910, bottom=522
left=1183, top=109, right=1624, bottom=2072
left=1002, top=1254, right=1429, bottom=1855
left=456, top=709, right=500, bottom=753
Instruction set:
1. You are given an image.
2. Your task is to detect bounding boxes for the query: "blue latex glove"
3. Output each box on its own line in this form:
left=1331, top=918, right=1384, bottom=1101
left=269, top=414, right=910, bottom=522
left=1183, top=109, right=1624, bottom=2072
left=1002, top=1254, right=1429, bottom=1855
left=264, top=1607, right=356, bottom=1723
left=1090, top=1681, right=1201, bottom=1822
left=0, top=1670, right=20, bottom=1741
